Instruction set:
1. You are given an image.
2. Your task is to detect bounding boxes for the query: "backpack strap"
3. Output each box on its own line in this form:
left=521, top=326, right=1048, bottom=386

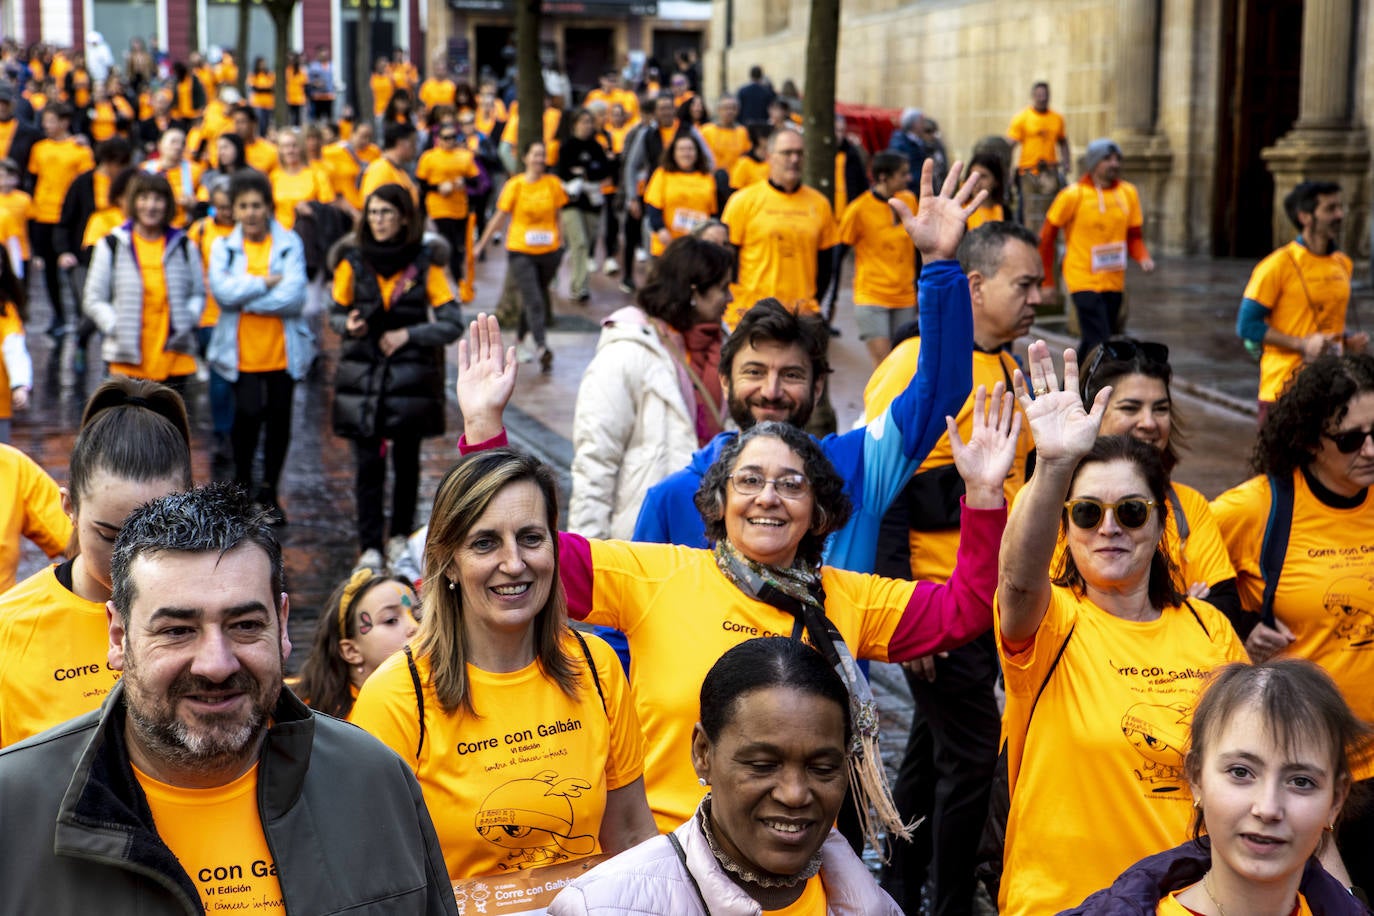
left=570, top=627, right=608, bottom=716
left=1259, top=472, right=1295, bottom=630
left=403, top=644, right=427, bottom=761
left=1028, top=623, right=1074, bottom=725
left=1182, top=599, right=1211, bottom=639
left=667, top=831, right=713, bottom=916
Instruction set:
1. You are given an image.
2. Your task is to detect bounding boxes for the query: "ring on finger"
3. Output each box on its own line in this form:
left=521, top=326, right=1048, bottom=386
left=1033, top=386, right=1050, bottom=396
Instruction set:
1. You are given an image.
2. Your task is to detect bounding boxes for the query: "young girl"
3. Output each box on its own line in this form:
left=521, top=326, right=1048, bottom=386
left=294, top=569, right=418, bottom=720
left=0, top=246, right=29, bottom=443
left=1068, top=660, right=1373, bottom=914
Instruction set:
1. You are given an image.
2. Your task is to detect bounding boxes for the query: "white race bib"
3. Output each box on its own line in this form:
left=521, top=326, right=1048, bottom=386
left=524, top=229, right=555, bottom=248
left=671, top=208, right=709, bottom=233
left=1090, top=241, right=1127, bottom=273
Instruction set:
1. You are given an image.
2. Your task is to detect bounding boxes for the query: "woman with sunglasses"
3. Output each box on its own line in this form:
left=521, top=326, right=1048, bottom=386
left=996, top=342, right=1248, bottom=916
left=1211, top=352, right=1374, bottom=894
left=416, top=117, right=480, bottom=286
left=1079, top=337, right=1242, bottom=624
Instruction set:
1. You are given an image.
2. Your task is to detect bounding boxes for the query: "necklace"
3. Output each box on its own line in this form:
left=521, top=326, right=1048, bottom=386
left=697, top=796, right=822, bottom=890
left=1202, top=871, right=1227, bottom=916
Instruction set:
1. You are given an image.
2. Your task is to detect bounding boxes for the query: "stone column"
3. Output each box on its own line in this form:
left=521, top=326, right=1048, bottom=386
left=1112, top=0, right=1172, bottom=251
left=1263, top=0, right=1369, bottom=265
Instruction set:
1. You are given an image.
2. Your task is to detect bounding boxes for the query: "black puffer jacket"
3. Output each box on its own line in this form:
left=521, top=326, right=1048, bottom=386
left=329, top=237, right=463, bottom=440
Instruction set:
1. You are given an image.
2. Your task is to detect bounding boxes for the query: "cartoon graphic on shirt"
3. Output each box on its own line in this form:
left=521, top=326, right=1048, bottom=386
left=1121, top=701, right=1189, bottom=792
left=475, top=770, right=597, bottom=869
left=1323, top=576, right=1374, bottom=648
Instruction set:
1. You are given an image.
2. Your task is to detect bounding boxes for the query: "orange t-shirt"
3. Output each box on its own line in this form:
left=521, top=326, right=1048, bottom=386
left=190, top=218, right=234, bottom=327
left=110, top=233, right=197, bottom=381
left=285, top=67, right=308, bottom=107
left=270, top=165, right=335, bottom=230
left=248, top=72, right=275, bottom=110
left=237, top=237, right=287, bottom=373
left=496, top=174, right=569, bottom=256
left=360, top=156, right=419, bottom=206
left=28, top=138, right=93, bottom=223
left=643, top=169, right=717, bottom=256
left=371, top=73, right=394, bottom=118
left=417, top=146, right=479, bottom=220
left=728, top=155, right=769, bottom=190
left=700, top=123, right=750, bottom=174
left=0, top=190, right=32, bottom=258
left=418, top=78, right=456, bottom=112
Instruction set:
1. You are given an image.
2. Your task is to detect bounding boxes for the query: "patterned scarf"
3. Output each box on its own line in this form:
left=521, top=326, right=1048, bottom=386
left=713, top=540, right=913, bottom=853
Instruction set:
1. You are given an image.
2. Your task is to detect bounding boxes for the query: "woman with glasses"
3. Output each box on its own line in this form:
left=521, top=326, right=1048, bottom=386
left=995, top=342, right=1248, bottom=916
left=455, top=313, right=1019, bottom=842
left=1079, top=337, right=1242, bottom=624
left=1211, top=352, right=1374, bottom=893
left=330, top=184, right=463, bottom=575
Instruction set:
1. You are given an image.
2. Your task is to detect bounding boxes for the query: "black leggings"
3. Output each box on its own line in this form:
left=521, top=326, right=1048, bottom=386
left=353, top=435, right=422, bottom=552
left=29, top=221, right=65, bottom=328
left=232, top=370, right=294, bottom=496
left=433, top=217, right=467, bottom=282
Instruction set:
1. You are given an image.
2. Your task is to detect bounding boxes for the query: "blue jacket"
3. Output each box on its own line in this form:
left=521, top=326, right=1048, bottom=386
left=1060, top=838, right=1369, bottom=915
left=207, top=221, right=314, bottom=382
left=632, top=257, right=973, bottom=575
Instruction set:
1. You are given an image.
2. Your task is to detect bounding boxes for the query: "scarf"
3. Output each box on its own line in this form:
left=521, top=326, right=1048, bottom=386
left=713, top=540, right=912, bottom=854
left=361, top=235, right=422, bottom=279
left=683, top=321, right=724, bottom=442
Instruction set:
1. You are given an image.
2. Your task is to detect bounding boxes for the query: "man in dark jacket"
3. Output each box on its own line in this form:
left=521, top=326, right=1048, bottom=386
left=0, top=483, right=459, bottom=915
left=735, top=65, right=776, bottom=128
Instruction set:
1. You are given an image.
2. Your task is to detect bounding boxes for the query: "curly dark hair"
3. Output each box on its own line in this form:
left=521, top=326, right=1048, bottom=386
left=636, top=235, right=734, bottom=331
left=694, top=422, right=851, bottom=568
left=1252, top=353, right=1374, bottom=478
left=719, top=298, right=832, bottom=381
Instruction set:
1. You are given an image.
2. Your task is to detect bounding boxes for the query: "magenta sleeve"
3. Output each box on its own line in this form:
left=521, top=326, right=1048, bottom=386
left=886, top=498, right=1007, bottom=661
left=558, top=531, right=594, bottom=620
left=456, top=428, right=509, bottom=455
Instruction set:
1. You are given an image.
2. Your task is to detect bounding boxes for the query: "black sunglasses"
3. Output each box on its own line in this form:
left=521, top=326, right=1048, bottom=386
left=1324, top=427, right=1374, bottom=454
left=439, top=131, right=458, bottom=140
left=1064, top=497, right=1158, bottom=530
left=1085, top=339, right=1170, bottom=386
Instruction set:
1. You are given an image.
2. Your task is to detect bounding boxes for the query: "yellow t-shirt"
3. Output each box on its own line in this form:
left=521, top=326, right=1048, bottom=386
left=237, top=237, right=287, bottom=374
left=241, top=137, right=280, bottom=176
left=1211, top=470, right=1374, bottom=772
left=995, top=586, right=1248, bottom=916
left=728, top=155, right=768, bottom=190
left=416, top=146, right=479, bottom=220
left=0, top=189, right=32, bottom=259
left=349, top=632, right=643, bottom=881
left=497, top=174, right=569, bottom=256
left=584, top=89, right=639, bottom=123
left=418, top=78, right=456, bottom=112
left=1007, top=106, right=1067, bottom=171
left=0, top=443, right=70, bottom=592
left=110, top=233, right=197, bottom=381
left=200, top=100, right=233, bottom=145
left=1045, top=179, right=1144, bottom=294
left=285, top=66, right=308, bottom=107
left=700, top=123, right=750, bottom=174
left=371, top=73, right=395, bottom=118
left=765, top=875, right=826, bottom=915
left=643, top=169, right=717, bottom=256
left=28, top=138, right=94, bottom=223
left=248, top=72, right=274, bottom=110
left=190, top=218, right=234, bottom=327
left=332, top=260, right=455, bottom=311
left=1157, top=890, right=1312, bottom=916
left=966, top=203, right=1005, bottom=231
left=1242, top=240, right=1353, bottom=402
left=838, top=190, right=918, bottom=309
left=865, top=343, right=1032, bottom=582
left=322, top=142, right=380, bottom=210
left=134, top=763, right=284, bottom=912
left=584, top=540, right=917, bottom=831
left=0, top=307, right=17, bottom=418
left=0, top=564, right=119, bottom=747
left=81, top=206, right=122, bottom=250
left=269, top=165, right=335, bottom=231
left=155, top=161, right=205, bottom=229
left=721, top=180, right=838, bottom=327
left=360, top=156, right=419, bottom=206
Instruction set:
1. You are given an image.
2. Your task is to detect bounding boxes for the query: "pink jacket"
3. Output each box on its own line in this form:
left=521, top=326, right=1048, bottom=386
left=548, top=813, right=901, bottom=916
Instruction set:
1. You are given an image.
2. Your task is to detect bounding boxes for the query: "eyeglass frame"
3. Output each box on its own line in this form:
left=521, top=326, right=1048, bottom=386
left=1063, top=497, right=1160, bottom=530
left=727, top=472, right=811, bottom=500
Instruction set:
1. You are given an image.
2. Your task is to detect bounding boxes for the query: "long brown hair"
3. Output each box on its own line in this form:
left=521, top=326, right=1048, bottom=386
left=415, top=449, right=579, bottom=715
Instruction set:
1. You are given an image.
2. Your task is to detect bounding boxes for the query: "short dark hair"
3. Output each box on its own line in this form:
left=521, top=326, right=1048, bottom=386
left=95, top=136, right=132, bottom=167
left=383, top=120, right=418, bottom=150
left=228, top=168, right=274, bottom=211
left=43, top=102, right=73, bottom=122
left=1053, top=435, right=1183, bottom=609
left=749, top=65, right=764, bottom=81
left=957, top=220, right=1039, bottom=279
left=110, top=482, right=284, bottom=624
left=1253, top=353, right=1374, bottom=478
left=870, top=151, right=907, bottom=182
left=695, top=421, right=851, bottom=568
left=637, top=235, right=734, bottom=331
left=700, top=637, right=851, bottom=746
left=1283, top=180, right=1341, bottom=230
left=719, top=298, right=831, bottom=382
left=1079, top=336, right=1184, bottom=474
left=70, top=377, right=192, bottom=512
left=1031, top=81, right=1050, bottom=93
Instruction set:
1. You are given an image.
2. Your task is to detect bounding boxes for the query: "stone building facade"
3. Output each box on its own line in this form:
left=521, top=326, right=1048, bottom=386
left=706, top=0, right=1368, bottom=263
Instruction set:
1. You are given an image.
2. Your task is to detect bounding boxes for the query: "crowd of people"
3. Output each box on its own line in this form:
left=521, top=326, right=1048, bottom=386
left=0, top=32, right=1371, bottom=916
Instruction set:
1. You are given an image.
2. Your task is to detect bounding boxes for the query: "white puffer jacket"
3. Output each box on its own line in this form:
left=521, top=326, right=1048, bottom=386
left=570, top=306, right=700, bottom=539
left=549, top=813, right=901, bottom=916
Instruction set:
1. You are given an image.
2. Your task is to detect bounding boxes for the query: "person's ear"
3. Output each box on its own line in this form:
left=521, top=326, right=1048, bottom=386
left=278, top=592, right=292, bottom=661
left=107, top=601, right=127, bottom=671
left=338, top=638, right=365, bottom=667
left=967, top=269, right=985, bottom=307
left=690, top=722, right=713, bottom=785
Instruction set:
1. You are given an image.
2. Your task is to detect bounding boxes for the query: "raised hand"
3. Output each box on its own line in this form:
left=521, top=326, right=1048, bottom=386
left=888, top=158, right=988, bottom=262
left=456, top=312, right=517, bottom=445
left=949, top=382, right=1022, bottom=507
left=1011, top=341, right=1108, bottom=466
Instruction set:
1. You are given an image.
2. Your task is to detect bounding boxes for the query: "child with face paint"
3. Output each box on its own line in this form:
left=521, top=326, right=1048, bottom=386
left=294, top=568, right=419, bottom=720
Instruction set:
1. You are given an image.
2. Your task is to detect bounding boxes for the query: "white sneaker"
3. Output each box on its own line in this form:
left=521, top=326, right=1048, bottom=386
left=602, top=258, right=620, bottom=275
left=354, top=548, right=385, bottom=575
left=634, top=249, right=648, bottom=263
left=516, top=341, right=535, bottom=364
left=586, top=257, right=599, bottom=273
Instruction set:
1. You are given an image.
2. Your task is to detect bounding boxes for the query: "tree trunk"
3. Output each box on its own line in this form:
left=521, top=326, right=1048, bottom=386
left=801, top=0, right=840, bottom=204
left=515, top=0, right=544, bottom=156
left=236, top=0, right=250, bottom=94
left=355, top=0, right=374, bottom=125
left=265, top=0, right=296, bottom=128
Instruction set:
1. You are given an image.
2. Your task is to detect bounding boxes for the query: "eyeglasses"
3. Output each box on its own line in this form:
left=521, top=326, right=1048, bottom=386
left=1084, top=339, right=1170, bottom=387
left=728, top=472, right=810, bottom=500
left=1064, top=497, right=1158, bottom=530
left=1323, top=427, right=1374, bottom=454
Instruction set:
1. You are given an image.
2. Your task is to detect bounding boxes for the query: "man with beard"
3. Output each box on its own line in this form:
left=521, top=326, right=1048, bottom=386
left=1237, top=179, right=1365, bottom=422
left=632, top=158, right=983, bottom=577
left=0, top=484, right=458, bottom=915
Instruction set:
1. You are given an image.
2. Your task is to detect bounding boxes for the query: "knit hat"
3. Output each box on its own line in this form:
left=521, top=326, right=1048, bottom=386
left=1083, top=138, right=1122, bottom=173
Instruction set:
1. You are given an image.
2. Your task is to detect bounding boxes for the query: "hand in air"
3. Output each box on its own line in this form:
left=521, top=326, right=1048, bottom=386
left=1011, top=340, right=1108, bottom=467
left=948, top=381, right=1022, bottom=504
left=888, top=158, right=988, bottom=262
left=455, top=312, right=517, bottom=434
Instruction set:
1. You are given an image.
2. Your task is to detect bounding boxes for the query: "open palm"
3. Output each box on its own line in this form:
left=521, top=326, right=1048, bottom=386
left=1012, top=342, right=1108, bottom=465
left=950, top=383, right=1023, bottom=493
left=889, top=158, right=988, bottom=262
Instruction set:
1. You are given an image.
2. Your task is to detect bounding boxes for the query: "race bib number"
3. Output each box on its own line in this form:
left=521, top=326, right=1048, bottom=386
left=524, top=229, right=555, bottom=248
left=671, top=208, right=709, bottom=233
left=1090, top=241, right=1127, bottom=273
